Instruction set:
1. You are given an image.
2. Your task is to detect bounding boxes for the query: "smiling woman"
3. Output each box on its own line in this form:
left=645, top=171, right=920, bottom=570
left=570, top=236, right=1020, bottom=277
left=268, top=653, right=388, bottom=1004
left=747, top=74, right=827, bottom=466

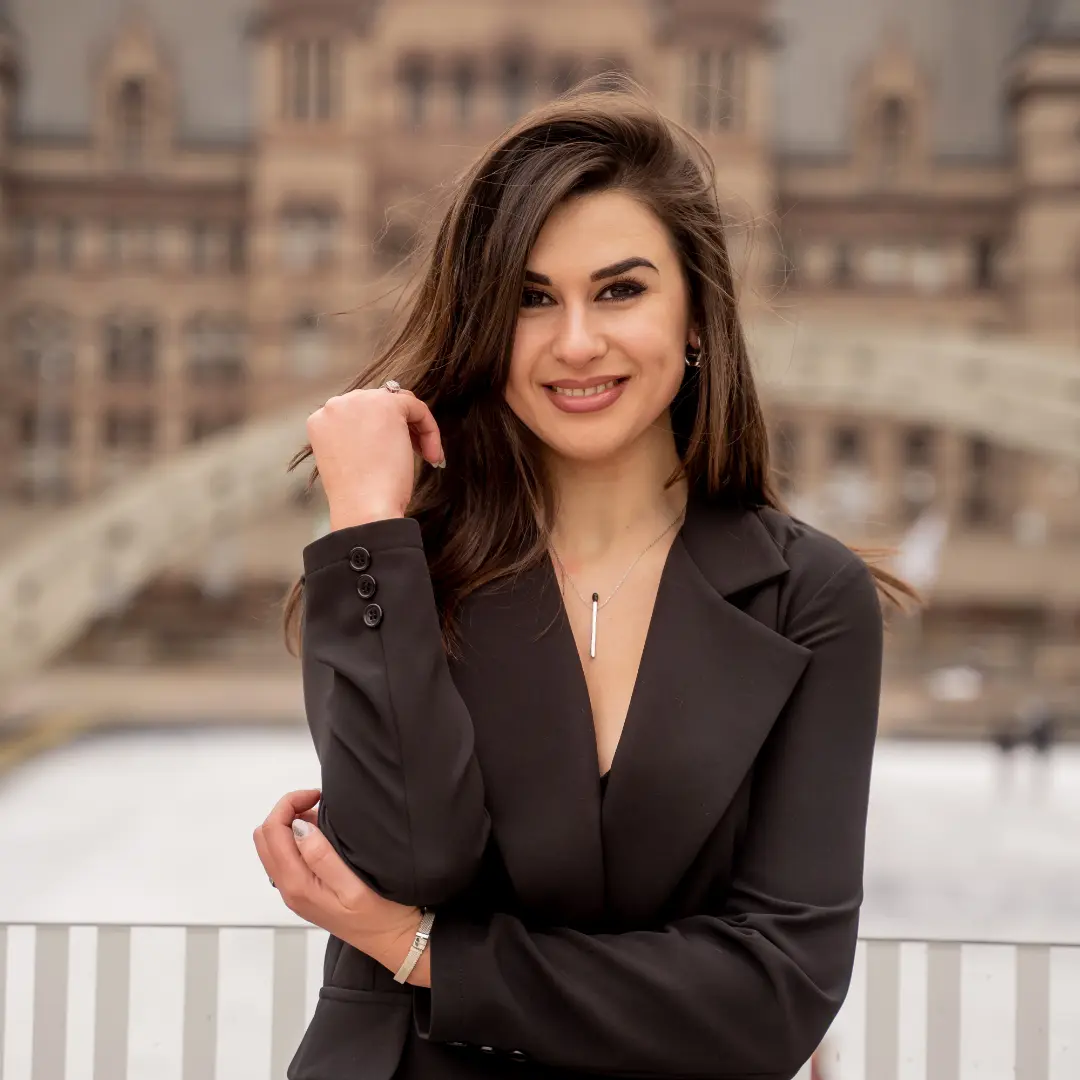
left=267, top=75, right=916, bottom=1080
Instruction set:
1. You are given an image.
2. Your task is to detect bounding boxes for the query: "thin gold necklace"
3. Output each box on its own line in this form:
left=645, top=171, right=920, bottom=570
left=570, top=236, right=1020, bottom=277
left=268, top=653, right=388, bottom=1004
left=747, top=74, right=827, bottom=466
left=550, top=505, right=685, bottom=659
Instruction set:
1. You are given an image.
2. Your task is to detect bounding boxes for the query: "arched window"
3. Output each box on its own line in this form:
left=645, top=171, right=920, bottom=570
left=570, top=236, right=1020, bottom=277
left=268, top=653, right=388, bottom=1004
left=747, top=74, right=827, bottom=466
left=284, top=39, right=338, bottom=121
left=117, top=78, right=147, bottom=166
left=103, top=313, right=157, bottom=382
left=878, top=96, right=909, bottom=174
left=280, top=204, right=339, bottom=271
left=11, top=306, right=75, bottom=381
left=289, top=311, right=329, bottom=378
left=551, top=56, right=580, bottom=96
left=685, top=49, right=742, bottom=133
left=501, top=51, right=530, bottom=122
left=399, top=55, right=431, bottom=128
left=451, top=59, right=476, bottom=128
left=185, top=314, right=246, bottom=385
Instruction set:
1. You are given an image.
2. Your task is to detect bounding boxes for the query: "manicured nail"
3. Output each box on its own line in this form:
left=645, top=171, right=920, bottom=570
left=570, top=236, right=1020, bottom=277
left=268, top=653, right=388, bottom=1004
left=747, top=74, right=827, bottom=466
left=292, top=820, right=313, bottom=840
left=432, top=456, right=446, bottom=469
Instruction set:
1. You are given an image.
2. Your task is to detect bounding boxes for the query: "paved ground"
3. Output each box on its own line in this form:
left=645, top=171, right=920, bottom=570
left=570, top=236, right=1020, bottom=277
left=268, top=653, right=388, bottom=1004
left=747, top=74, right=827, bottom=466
left=0, top=732, right=1078, bottom=1080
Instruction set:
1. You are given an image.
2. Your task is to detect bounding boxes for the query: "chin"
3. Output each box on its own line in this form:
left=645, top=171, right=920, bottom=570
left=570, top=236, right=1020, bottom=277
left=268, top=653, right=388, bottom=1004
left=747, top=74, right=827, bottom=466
left=538, top=424, right=640, bottom=464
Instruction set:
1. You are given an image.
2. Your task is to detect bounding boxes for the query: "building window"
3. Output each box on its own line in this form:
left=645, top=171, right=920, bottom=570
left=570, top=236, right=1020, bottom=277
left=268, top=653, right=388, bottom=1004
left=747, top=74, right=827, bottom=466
left=14, top=218, right=37, bottom=270
left=103, top=409, right=156, bottom=450
left=188, top=412, right=243, bottom=443
left=551, top=56, right=579, bottom=96
left=289, top=312, right=329, bottom=378
left=834, top=243, right=853, bottom=287
left=57, top=219, right=77, bottom=270
left=191, top=222, right=210, bottom=273
left=685, top=49, right=742, bottom=134
left=11, top=307, right=75, bottom=381
left=284, top=39, right=338, bottom=122
left=973, top=237, right=995, bottom=290
left=185, top=314, right=246, bottom=384
left=501, top=51, right=530, bottom=123
left=18, top=408, right=73, bottom=448
left=399, top=55, right=431, bottom=128
left=228, top=223, right=245, bottom=273
left=903, top=426, right=936, bottom=470
left=103, top=315, right=158, bottom=381
left=451, top=59, right=476, bottom=127
left=877, top=96, right=909, bottom=175
left=117, top=78, right=148, bottom=166
left=105, top=220, right=123, bottom=268
left=280, top=205, right=339, bottom=271
left=962, top=436, right=995, bottom=527
left=127, top=223, right=157, bottom=268
left=831, top=425, right=864, bottom=466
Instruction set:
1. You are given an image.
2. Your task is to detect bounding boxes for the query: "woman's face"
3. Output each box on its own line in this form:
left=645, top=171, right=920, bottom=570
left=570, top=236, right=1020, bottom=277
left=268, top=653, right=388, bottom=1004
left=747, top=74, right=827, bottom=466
left=505, top=189, right=697, bottom=465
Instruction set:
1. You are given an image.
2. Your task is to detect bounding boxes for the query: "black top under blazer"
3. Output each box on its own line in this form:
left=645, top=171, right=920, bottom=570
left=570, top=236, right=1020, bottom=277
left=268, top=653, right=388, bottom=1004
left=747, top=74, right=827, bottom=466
left=289, top=495, right=885, bottom=1080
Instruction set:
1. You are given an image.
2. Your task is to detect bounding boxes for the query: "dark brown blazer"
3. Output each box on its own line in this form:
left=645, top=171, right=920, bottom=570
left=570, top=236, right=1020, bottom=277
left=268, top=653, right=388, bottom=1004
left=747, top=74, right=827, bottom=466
left=289, top=495, right=884, bottom=1080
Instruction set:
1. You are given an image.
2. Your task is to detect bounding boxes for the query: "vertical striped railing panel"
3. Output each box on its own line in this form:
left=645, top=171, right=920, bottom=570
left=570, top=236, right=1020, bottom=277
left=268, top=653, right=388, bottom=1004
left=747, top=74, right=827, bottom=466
left=0, top=927, right=1075, bottom=1079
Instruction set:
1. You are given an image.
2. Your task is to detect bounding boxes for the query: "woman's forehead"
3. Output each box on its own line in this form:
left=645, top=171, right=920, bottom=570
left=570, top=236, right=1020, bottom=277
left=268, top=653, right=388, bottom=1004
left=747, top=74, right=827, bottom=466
left=528, top=192, right=675, bottom=273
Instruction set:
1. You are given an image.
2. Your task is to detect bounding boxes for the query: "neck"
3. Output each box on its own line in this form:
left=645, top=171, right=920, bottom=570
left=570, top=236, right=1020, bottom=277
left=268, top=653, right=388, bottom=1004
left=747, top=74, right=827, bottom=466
left=545, top=425, right=687, bottom=566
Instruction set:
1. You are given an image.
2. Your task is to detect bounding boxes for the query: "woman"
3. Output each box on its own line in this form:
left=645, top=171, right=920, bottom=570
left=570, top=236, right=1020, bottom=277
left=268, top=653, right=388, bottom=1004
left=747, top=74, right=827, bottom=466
left=253, top=82, right=912, bottom=1079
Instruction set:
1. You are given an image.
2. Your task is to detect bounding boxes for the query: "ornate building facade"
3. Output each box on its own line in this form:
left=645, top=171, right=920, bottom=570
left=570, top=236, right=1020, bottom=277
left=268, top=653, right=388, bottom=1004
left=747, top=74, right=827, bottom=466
left=2, top=0, right=1080, bottom=709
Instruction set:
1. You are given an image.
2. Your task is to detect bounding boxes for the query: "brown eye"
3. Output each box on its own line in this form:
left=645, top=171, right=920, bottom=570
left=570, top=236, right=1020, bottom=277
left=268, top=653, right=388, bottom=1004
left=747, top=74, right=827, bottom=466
left=521, top=288, right=552, bottom=309
left=598, top=278, right=646, bottom=302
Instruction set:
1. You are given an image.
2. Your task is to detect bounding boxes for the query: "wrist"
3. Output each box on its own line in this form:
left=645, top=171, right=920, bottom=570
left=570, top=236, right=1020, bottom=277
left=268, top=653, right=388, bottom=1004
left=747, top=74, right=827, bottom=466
left=329, top=503, right=405, bottom=530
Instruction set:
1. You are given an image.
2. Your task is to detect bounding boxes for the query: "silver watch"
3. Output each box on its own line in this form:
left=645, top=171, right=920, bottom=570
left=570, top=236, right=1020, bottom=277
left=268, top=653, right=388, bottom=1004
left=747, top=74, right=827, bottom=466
left=393, top=908, right=436, bottom=984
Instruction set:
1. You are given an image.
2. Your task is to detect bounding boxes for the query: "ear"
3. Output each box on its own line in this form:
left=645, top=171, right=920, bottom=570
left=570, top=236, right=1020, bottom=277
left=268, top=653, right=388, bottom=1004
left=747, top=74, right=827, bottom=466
left=687, top=327, right=702, bottom=351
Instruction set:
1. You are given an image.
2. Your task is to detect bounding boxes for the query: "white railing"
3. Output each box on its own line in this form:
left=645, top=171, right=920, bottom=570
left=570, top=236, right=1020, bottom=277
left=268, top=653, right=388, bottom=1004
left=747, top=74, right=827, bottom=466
left=1, top=924, right=1077, bottom=1080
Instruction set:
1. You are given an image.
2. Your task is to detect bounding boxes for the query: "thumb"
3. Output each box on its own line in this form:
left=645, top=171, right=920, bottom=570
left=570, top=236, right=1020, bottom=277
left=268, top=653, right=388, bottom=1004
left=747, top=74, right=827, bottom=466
left=292, top=819, right=364, bottom=904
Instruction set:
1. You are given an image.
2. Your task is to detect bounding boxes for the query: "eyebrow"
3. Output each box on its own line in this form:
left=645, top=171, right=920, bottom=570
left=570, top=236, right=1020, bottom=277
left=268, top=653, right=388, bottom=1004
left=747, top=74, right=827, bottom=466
left=523, top=256, right=659, bottom=287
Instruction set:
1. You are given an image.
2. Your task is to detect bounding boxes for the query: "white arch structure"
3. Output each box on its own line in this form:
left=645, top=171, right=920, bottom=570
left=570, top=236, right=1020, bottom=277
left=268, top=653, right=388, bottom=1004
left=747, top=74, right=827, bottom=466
left=1, top=323, right=1078, bottom=687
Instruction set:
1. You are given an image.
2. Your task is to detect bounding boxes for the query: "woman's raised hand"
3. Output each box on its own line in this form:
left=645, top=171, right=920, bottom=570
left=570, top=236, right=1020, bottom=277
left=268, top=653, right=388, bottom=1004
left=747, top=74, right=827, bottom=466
left=306, top=386, right=446, bottom=531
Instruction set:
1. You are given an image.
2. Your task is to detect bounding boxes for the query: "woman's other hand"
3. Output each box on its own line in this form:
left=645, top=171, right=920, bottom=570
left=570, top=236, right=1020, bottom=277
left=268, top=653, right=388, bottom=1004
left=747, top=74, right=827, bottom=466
left=253, top=789, right=427, bottom=979
left=306, top=387, right=445, bottom=530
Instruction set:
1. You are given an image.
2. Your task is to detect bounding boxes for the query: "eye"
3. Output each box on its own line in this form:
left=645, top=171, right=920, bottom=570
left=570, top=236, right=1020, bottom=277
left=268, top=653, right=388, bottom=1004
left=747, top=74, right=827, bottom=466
left=521, top=288, right=553, bottom=309
left=597, top=277, right=647, bottom=302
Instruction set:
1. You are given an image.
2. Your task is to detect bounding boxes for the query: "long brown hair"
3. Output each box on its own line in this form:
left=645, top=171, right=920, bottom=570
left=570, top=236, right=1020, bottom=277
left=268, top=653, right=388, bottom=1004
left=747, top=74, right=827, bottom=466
left=283, top=80, right=916, bottom=655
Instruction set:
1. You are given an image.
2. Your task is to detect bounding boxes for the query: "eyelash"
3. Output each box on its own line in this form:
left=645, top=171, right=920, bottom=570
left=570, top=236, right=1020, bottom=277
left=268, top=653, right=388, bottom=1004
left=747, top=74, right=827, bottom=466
left=521, top=276, right=648, bottom=308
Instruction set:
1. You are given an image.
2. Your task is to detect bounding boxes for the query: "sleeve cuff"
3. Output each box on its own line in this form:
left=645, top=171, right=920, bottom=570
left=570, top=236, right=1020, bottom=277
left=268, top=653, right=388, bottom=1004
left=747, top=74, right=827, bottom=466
left=303, top=516, right=423, bottom=576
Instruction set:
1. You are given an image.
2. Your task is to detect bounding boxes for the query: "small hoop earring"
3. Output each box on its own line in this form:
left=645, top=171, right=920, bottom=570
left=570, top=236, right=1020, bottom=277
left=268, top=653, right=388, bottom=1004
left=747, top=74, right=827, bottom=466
left=685, top=345, right=702, bottom=368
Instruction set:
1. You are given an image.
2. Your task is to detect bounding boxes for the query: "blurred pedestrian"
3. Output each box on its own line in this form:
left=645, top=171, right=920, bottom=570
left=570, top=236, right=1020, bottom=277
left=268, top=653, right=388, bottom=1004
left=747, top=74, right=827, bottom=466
left=254, top=78, right=915, bottom=1080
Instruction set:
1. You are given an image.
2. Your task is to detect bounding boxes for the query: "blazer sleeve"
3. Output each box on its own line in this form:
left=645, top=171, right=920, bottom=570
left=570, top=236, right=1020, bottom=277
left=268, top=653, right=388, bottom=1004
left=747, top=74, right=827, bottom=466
left=301, top=516, right=490, bottom=908
left=415, top=558, right=884, bottom=1079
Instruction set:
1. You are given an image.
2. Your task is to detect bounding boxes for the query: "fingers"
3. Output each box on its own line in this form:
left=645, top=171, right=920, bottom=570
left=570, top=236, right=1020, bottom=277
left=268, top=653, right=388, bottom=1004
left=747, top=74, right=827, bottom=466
left=292, top=822, right=369, bottom=909
left=391, top=393, right=445, bottom=468
left=253, top=788, right=322, bottom=899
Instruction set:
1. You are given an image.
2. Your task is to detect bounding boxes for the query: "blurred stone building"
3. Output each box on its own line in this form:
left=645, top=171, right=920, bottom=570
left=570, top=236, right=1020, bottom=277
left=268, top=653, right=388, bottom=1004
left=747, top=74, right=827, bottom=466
left=1, top=0, right=1079, bottom=717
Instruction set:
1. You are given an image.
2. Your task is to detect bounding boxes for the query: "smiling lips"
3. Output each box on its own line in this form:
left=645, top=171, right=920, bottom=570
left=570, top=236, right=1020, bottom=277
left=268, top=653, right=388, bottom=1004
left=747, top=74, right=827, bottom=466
left=544, top=376, right=629, bottom=414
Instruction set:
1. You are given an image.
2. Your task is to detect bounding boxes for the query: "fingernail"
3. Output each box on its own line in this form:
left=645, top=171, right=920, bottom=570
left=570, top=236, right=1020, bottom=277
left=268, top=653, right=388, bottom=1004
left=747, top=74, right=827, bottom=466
left=432, top=456, right=446, bottom=469
left=292, top=820, right=313, bottom=840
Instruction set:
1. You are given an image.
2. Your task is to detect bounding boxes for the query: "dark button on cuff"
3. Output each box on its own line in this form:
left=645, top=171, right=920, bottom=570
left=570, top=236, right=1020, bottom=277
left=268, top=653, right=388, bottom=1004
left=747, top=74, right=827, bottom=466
left=348, top=546, right=371, bottom=572
left=479, top=1046, right=495, bottom=1054
left=509, top=1050, right=529, bottom=1062
left=446, top=1041, right=467, bottom=1048
left=356, top=573, right=377, bottom=600
left=362, top=602, right=383, bottom=628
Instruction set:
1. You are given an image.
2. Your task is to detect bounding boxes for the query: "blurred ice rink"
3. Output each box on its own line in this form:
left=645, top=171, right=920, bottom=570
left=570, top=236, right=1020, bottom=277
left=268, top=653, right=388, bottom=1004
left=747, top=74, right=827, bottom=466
left=1, top=730, right=1078, bottom=1079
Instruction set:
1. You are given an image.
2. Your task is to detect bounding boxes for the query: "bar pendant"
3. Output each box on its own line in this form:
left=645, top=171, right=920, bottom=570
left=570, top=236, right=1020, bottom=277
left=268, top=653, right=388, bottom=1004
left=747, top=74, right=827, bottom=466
left=590, top=593, right=598, bottom=658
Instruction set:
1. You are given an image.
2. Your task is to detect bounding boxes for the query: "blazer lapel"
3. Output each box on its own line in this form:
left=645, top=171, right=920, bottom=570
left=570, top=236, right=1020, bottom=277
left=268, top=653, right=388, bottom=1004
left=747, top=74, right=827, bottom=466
left=600, top=499, right=812, bottom=925
left=451, top=560, right=607, bottom=927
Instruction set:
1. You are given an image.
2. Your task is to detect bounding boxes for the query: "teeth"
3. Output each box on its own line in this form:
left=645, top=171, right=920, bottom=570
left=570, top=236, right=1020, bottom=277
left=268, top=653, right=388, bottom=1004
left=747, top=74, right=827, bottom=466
left=551, top=379, right=619, bottom=398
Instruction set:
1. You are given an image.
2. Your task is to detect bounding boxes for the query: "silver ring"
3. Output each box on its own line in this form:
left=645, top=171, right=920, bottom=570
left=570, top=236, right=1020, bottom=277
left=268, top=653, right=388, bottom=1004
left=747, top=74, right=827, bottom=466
left=381, top=379, right=402, bottom=393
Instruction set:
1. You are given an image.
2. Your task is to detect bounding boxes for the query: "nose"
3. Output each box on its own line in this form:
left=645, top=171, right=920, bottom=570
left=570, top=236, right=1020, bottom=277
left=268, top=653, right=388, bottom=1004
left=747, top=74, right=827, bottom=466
left=550, top=305, right=606, bottom=369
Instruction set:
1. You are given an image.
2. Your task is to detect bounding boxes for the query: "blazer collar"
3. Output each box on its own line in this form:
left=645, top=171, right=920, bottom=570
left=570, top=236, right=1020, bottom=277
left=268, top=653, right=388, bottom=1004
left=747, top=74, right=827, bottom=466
left=450, top=496, right=810, bottom=928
